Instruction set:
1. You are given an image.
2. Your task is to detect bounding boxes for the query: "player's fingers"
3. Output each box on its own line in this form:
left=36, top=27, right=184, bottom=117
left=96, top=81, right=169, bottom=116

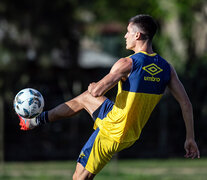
left=185, top=154, right=190, bottom=158
left=185, top=149, right=195, bottom=158
left=88, top=83, right=95, bottom=93
left=188, top=149, right=199, bottom=159
left=197, top=150, right=200, bottom=158
left=184, top=148, right=190, bottom=158
left=88, top=84, right=92, bottom=93
left=185, top=153, right=190, bottom=158
left=191, top=146, right=200, bottom=159
left=191, top=152, right=197, bottom=159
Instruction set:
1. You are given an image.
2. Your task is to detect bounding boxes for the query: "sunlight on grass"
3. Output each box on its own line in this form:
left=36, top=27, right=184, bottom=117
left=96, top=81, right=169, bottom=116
left=0, top=159, right=206, bottom=180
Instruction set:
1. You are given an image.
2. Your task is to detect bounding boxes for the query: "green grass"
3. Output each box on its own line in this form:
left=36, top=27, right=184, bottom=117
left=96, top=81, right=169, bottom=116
left=0, top=158, right=206, bottom=180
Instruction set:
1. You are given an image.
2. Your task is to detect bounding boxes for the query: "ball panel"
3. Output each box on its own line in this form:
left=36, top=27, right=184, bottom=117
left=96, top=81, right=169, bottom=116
left=23, top=108, right=30, bottom=118
left=16, top=92, right=24, bottom=104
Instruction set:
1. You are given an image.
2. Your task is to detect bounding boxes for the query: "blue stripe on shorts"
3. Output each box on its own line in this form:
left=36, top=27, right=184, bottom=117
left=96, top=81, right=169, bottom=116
left=77, top=99, right=114, bottom=168
left=77, top=128, right=100, bottom=167
left=92, top=98, right=114, bottom=121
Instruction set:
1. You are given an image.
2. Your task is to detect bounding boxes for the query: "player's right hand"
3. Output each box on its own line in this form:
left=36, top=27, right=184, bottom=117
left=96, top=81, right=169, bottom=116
left=184, top=139, right=200, bottom=159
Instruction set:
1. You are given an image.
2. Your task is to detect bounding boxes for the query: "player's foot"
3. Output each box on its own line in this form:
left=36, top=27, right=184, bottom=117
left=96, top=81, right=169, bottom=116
left=18, top=111, right=48, bottom=130
left=18, top=114, right=39, bottom=130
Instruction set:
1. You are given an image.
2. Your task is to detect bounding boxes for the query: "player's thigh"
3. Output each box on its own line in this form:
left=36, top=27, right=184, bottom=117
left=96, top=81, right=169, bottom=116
left=74, top=90, right=107, bottom=116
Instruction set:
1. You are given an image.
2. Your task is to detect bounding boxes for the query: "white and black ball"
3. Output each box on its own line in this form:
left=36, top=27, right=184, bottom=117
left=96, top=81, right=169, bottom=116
left=14, top=88, right=44, bottom=119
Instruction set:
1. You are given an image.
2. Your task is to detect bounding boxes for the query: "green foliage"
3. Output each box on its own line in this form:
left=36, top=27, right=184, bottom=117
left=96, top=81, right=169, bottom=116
left=1, top=0, right=206, bottom=71
left=76, top=0, right=207, bottom=72
left=0, top=0, right=78, bottom=70
left=85, top=0, right=165, bottom=22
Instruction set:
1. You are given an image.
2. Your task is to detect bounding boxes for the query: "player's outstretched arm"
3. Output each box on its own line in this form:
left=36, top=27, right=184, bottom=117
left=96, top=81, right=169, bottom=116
left=88, top=57, right=132, bottom=97
left=167, top=65, right=200, bottom=159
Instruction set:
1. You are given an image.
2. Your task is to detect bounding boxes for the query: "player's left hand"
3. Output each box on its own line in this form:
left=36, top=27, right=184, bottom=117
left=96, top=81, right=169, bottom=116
left=88, top=82, right=95, bottom=93
left=88, top=82, right=100, bottom=97
left=184, top=138, right=200, bottom=159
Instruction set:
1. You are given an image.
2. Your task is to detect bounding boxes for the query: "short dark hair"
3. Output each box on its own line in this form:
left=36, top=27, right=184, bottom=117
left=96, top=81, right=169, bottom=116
left=129, top=14, right=157, bottom=41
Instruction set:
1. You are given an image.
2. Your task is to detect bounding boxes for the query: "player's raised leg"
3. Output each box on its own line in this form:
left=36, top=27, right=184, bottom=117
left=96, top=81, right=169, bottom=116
left=48, top=90, right=107, bottom=122
left=19, top=90, right=107, bottom=130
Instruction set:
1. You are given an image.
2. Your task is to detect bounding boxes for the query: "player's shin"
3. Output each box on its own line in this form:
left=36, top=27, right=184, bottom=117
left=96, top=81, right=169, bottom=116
left=48, top=100, right=83, bottom=122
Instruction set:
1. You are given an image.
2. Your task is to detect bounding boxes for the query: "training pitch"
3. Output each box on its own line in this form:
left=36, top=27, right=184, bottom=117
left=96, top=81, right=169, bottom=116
left=0, top=158, right=206, bottom=180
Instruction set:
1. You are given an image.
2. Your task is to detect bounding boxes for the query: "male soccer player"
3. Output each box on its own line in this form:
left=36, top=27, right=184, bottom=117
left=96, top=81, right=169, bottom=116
left=18, top=14, right=200, bottom=180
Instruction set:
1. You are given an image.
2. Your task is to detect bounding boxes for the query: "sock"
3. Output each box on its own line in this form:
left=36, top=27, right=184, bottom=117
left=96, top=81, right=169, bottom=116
left=36, top=111, right=49, bottom=125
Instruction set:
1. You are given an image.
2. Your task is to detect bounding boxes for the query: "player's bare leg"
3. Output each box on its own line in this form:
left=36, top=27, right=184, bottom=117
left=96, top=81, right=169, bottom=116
left=73, top=162, right=95, bottom=180
left=18, top=90, right=107, bottom=130
left=48, top=90, right=107, bottom=122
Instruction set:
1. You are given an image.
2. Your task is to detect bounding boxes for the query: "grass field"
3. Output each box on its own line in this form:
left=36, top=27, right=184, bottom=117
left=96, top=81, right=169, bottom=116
left=0, top=158, right=206, bottom=180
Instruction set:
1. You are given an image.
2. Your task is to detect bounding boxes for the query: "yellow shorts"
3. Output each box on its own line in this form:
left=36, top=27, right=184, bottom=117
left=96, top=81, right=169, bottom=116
left=77, top=128, right=135, bottom=174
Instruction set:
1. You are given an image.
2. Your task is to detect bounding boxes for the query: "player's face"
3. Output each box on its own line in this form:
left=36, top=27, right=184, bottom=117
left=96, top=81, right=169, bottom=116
left=124, top=23, right=137, bottom=50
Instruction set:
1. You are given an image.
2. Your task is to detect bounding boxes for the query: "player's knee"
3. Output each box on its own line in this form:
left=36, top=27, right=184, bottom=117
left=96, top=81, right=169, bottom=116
left=76, top=90, right=87, bottom=99
left=72, top=171, right=77, bottom=180
left=75, top=90, right=90, bottom=105
left=72, top=171, right=85, bottom=180
left=81, top=90, right=91, bottom=99
left=73, top=169, right=95, bottom=180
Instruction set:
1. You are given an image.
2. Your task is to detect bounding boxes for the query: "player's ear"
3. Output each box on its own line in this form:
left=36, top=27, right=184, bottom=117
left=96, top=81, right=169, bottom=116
left=135, top=32, right=141, bottom=40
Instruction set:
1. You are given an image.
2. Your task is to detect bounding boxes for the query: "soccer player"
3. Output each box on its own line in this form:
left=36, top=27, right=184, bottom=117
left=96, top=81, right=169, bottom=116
left=18, top=14, right=200, bottom=180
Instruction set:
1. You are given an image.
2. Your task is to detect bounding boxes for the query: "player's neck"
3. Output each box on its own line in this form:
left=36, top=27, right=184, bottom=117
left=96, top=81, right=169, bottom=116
left=134, top=41, right=154, bottom=54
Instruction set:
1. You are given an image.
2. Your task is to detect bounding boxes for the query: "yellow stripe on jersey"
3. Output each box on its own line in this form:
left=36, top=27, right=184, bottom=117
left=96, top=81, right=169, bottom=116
left=127, top=51, right=157, bottom=58
left=139, top=51, right=157, bottom=56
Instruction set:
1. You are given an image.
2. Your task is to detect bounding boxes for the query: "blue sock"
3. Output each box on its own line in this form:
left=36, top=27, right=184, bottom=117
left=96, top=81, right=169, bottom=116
left=36, top=111, right=49, bottom=125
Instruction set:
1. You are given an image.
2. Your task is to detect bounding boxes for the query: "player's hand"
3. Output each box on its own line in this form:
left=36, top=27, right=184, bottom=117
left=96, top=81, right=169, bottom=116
left=88, top=82, right=95, bottom=93
left=184, top=138, right=200, bottom=159
left=88, top=82, right=100, bottom=97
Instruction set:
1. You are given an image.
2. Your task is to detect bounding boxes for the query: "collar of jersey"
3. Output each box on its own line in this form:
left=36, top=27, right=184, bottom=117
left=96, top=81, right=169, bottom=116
left=139, top=51, right=157, bottom=56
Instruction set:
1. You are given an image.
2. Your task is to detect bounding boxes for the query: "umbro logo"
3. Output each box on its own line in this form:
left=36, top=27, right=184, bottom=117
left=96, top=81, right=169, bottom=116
left=142, top=63, right=163, bottom=76
left=142, top=63, right=163, bottom=82
left=79, top=151, right=85, bottom=158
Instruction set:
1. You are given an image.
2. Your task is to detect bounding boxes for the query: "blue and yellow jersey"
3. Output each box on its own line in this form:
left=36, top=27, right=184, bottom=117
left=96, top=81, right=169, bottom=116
left=94, top=51, right=171, bottom=143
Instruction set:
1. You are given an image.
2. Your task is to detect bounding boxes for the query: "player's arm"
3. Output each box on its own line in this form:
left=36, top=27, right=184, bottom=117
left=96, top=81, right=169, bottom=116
left=167, top=65, right=200, bottom=159
left=88, top=57, right=132, bottom=97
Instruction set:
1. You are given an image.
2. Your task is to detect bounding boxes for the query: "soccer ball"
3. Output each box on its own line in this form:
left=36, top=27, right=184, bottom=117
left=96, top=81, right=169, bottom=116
left=14, top=88, right=44, bottom=119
